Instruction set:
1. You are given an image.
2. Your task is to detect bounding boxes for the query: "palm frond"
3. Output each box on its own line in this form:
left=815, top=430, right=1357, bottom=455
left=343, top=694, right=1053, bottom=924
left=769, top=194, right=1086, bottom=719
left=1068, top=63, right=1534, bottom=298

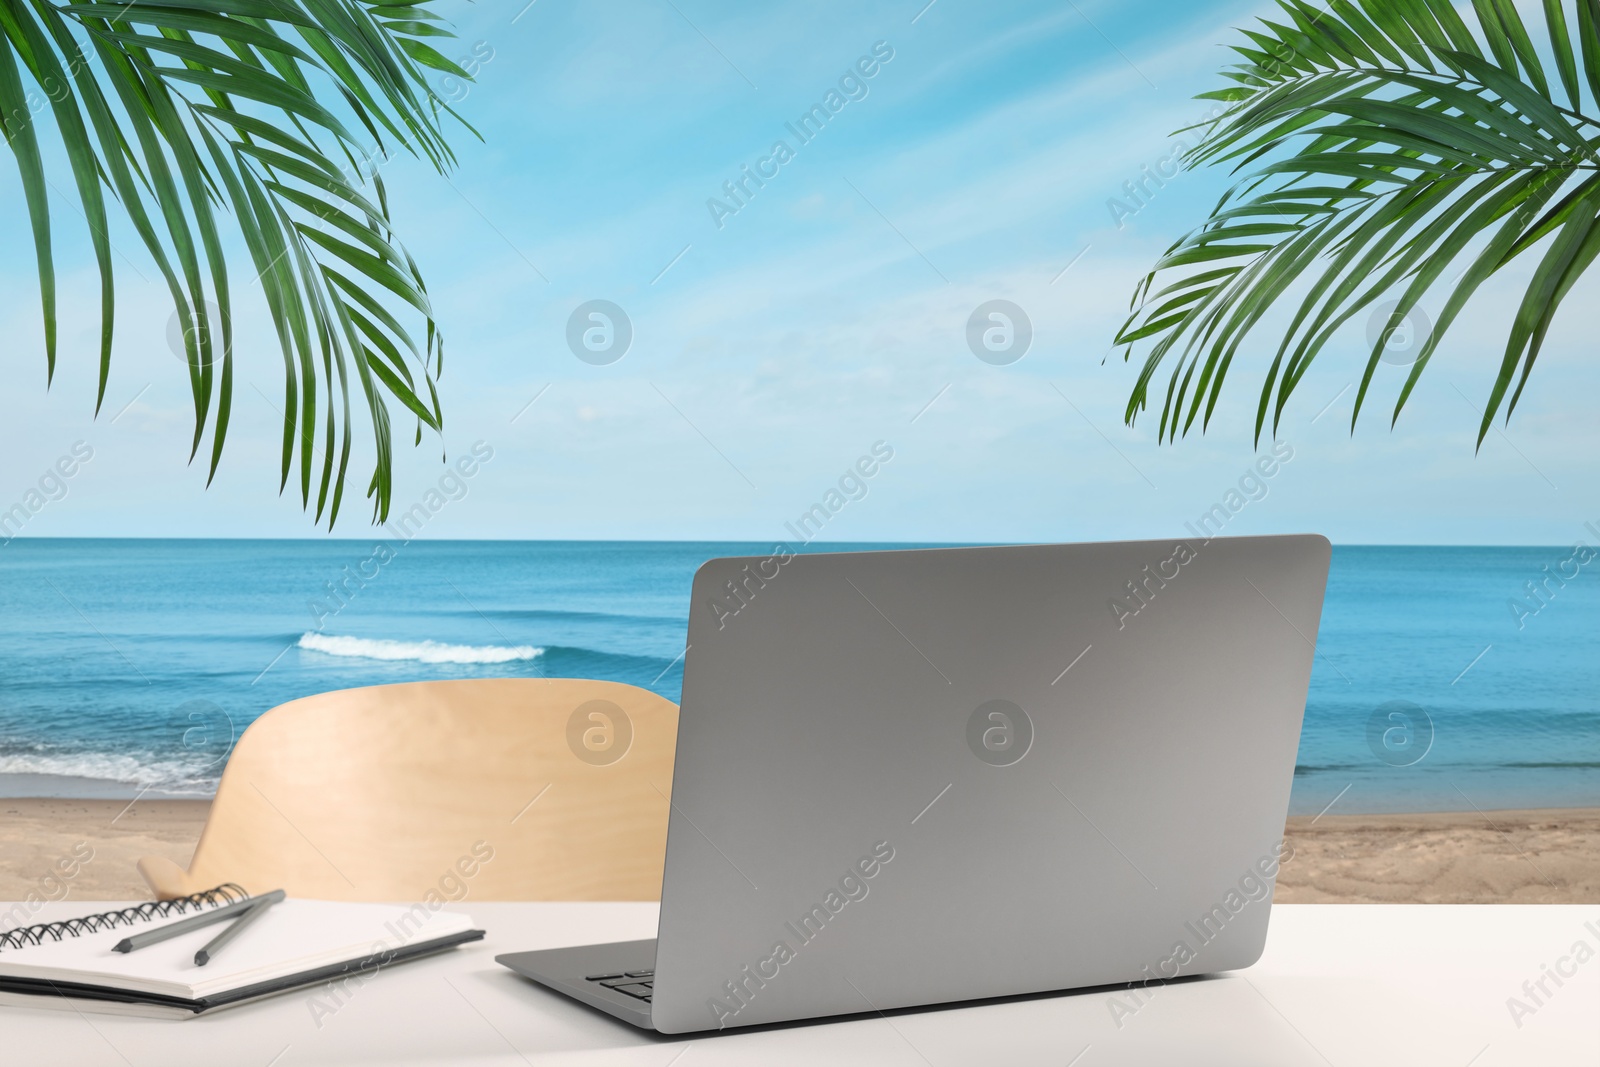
left=1115, top=0, right=1600, bottom=448
left=1, top=0, right=477, bottom=525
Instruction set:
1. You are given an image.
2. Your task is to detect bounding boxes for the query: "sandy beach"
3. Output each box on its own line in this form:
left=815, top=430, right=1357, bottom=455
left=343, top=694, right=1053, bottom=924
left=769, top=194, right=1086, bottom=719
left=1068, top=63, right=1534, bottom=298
left=2, top=798, right=212, bottom=904
left=1, top=798, right=1596, bottom=904
left=1278, top=807, right=1600, bottom=904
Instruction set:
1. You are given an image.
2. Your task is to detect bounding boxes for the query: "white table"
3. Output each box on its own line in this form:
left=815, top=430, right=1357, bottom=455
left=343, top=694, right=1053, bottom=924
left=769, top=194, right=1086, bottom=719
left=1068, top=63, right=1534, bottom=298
left=5, top=902, right=1596, bottom=1065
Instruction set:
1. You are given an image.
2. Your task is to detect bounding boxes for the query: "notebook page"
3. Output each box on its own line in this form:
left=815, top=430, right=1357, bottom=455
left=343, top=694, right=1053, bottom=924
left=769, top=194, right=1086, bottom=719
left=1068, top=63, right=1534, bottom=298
left=0, top=900, right=475, bottom=999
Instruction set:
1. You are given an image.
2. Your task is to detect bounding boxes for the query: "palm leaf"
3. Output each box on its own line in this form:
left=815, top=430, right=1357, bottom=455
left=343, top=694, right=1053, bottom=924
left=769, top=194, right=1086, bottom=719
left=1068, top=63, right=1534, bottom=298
left=2, top=0, right=473, bottom=525
left=1115, top=0, right=1600, bottom=448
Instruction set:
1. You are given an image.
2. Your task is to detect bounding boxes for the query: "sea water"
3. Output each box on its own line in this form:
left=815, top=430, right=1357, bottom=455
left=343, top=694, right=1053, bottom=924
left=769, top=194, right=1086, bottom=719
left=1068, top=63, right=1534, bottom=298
left=0, top=540, right=1594, bottom=813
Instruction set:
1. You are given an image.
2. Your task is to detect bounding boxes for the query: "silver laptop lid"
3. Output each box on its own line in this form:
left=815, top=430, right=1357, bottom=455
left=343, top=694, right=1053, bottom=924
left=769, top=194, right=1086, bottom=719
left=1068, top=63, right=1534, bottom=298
left=651, top=535, right=1330, bottom=1033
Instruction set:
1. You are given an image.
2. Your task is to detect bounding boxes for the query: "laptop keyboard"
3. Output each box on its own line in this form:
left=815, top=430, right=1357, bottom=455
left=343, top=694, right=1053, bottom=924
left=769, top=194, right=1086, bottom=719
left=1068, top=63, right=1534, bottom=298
left=585, top=970, right=654, bottom=1002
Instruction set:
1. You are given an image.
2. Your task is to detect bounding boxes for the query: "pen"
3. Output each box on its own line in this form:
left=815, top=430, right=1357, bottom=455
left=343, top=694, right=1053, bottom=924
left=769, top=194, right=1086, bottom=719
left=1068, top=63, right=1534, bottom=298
left=195, top=894, right=280, bottom=966
left=111, top=890, right=286, bottom=954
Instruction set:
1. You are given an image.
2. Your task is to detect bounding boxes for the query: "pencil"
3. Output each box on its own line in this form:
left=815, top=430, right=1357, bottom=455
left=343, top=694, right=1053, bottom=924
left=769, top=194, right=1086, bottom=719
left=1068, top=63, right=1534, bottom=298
left=194, top=894, right=280, bottom=966
left=111, top=890, right=286, bottom=954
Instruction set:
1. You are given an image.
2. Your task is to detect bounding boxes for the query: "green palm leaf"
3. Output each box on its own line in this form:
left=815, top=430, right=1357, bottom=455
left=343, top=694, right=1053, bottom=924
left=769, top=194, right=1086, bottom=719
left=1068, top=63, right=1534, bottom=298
left=2, top=0, right=475, bottom=525
left=1115, top=0, right=1600, bottom=448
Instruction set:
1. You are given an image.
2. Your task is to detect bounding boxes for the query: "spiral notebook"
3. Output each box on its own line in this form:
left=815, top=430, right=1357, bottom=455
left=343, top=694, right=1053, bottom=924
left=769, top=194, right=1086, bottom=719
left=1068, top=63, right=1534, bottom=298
left=0, top=886, right=483, bottom=1018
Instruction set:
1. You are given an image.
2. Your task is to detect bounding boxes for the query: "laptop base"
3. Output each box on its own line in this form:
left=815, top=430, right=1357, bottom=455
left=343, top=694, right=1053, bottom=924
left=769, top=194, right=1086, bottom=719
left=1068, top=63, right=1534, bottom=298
left=496, top=939, right=657, bottom=1030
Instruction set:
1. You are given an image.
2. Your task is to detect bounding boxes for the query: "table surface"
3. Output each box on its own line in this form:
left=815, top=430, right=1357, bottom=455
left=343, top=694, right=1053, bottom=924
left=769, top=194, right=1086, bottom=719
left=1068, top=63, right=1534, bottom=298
left=3, top=901, right=1595, bottom=1065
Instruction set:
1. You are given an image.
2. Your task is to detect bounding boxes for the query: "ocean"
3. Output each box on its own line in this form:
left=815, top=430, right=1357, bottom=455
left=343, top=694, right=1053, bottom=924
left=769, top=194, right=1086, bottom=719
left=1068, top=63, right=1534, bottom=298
left=0, top=540, right=1595, bottom=814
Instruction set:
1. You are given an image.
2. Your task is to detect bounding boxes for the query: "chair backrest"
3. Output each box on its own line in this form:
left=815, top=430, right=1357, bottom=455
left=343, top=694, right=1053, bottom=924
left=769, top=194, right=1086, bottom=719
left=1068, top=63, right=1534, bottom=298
left=139, top=678, right=678, bottom=901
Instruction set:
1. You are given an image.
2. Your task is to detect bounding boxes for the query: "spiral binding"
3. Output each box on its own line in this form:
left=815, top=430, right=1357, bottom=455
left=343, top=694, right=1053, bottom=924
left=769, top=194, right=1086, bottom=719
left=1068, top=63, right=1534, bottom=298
left=0, top=884, right=249, bottom=952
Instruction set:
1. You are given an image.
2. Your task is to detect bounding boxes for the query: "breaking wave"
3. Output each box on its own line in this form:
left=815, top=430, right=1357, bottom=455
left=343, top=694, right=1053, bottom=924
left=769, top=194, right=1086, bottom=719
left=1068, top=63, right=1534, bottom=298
left=297, top=633, right=545, bottom=665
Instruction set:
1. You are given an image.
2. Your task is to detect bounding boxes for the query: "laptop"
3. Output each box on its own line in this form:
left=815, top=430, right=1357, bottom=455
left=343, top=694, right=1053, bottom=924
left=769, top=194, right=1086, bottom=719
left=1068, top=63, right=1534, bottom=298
left=498, top=535, right=1331, bottom=1033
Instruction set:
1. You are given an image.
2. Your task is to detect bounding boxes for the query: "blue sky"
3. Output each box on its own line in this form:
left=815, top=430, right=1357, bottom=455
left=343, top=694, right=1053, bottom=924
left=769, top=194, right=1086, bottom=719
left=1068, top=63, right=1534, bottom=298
left=0, top=0, right=1595, bottom=544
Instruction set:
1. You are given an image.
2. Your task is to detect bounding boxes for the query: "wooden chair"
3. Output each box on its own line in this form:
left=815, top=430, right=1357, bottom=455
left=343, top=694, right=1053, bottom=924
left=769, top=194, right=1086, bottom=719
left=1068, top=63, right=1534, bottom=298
left=138, top=678, right=678, bottom=901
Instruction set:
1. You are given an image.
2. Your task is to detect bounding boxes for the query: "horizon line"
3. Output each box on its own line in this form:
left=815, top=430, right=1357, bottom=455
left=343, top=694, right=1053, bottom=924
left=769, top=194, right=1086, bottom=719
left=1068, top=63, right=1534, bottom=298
left=0, top=535, right=1584, bottom=549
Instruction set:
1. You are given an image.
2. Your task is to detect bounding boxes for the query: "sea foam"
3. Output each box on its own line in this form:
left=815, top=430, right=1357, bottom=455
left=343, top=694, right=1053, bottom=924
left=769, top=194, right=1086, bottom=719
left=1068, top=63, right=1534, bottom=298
left=0, top=749, right=221, bottom=795
left=297, top=632, right=545, bottom=665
